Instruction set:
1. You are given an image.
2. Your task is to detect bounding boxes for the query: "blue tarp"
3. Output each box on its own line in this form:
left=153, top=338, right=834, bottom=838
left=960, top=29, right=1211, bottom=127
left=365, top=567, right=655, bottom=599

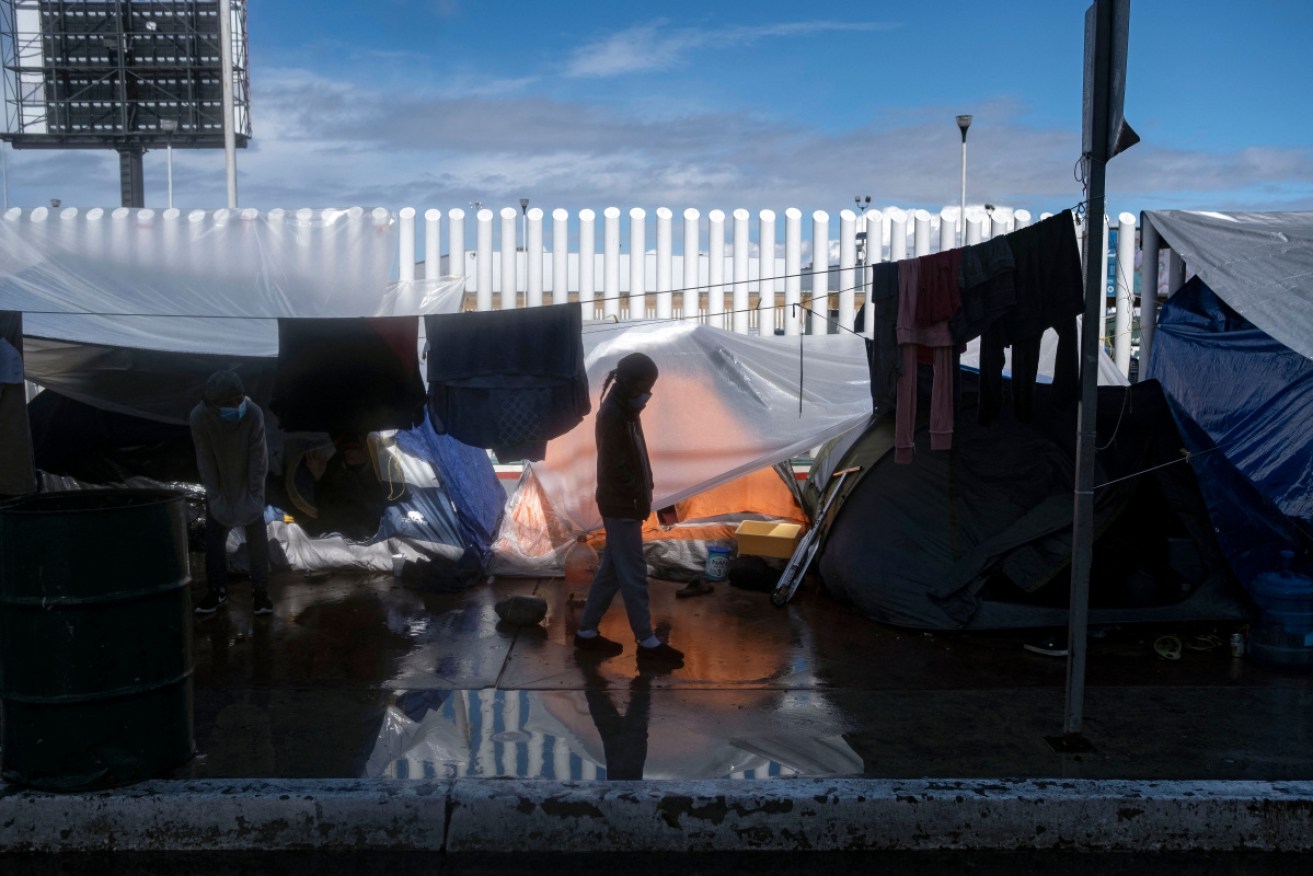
left=1145, top=275, right=1313, bottom=585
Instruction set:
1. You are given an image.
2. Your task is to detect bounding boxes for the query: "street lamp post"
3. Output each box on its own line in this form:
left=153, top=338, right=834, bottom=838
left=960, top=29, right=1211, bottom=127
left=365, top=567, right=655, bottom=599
left=160, top=118, right=178, bottom=208
left=519, top=198, right=529, bottom=251
left=956, top=114, right=972, bottom=246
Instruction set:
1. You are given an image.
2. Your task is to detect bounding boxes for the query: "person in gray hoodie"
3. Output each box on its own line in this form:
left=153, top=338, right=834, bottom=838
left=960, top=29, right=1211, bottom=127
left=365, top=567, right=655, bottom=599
left=190, top=370, right=272, bottom=616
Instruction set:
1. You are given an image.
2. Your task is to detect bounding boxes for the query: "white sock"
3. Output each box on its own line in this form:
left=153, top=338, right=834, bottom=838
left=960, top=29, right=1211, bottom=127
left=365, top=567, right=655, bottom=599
left=576, top=629, right=598, bottom=639
left=639, top=635, right=661, bottom=649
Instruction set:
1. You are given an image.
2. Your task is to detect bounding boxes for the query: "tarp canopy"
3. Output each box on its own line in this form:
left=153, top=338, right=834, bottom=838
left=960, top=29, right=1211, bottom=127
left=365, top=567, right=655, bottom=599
left=2, top=206, right=465, bottom=422
left=1143, top=210, right=1313, bottom=361
left=1141, top=211, right=1313, bottom=585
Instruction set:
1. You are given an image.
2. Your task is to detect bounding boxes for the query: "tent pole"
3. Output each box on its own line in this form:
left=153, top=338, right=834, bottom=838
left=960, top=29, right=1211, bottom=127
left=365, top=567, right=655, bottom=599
left=1063, top=0, right=1115, bottom=745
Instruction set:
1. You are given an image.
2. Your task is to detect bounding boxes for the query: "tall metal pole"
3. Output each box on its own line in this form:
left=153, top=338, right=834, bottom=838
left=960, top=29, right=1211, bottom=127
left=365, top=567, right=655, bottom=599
left=166, top=140, right=173, bottom=208
left=956, top=115, right=972, bottom=247
left=1064, top=0, right=1115, bottom=744
left=219, top=0, right=238, bottom=207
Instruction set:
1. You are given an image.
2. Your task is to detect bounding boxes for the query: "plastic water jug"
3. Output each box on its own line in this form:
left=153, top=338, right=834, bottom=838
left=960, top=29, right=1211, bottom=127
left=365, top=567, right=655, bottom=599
left=564, top=535, right=599, bottom=587
left=1248, top=550, right=1313, bottom=669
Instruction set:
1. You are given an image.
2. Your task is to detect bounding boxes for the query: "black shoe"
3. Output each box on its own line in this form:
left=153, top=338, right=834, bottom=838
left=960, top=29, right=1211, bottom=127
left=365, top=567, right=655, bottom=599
left=253, top=590, right=274, bottom=616
left=573, top=632, right=624, bottom=656
left=637, top=642, right=685, bottom=667
left=194, top=590, right=226, bottom=615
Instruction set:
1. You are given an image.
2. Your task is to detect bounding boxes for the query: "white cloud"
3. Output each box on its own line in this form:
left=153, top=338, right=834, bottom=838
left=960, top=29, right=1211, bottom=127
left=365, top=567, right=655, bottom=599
left=564, top=19, right=899, bottom=78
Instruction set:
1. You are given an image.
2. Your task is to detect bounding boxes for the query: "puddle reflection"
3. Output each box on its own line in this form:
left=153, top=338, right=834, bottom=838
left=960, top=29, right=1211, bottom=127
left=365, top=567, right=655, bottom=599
left=364, top=681, right=862, bottom=781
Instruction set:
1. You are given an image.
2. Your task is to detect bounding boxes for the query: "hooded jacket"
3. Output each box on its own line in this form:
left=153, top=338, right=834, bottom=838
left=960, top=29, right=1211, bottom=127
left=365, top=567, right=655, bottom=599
left=594, top=389, right=653, bottom=520
left=189, top=398, right=268, bottom=527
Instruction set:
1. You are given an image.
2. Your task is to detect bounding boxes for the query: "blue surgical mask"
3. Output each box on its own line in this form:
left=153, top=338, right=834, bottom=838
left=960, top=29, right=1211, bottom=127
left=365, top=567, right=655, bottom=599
left=629, top=392, right=652, bottom=410
left=218, top=399, right=247, bottom=422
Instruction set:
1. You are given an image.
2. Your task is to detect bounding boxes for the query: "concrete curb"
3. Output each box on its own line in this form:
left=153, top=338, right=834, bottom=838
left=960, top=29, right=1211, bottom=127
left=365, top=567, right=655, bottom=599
left=3, top=778, right=1313, bottom=853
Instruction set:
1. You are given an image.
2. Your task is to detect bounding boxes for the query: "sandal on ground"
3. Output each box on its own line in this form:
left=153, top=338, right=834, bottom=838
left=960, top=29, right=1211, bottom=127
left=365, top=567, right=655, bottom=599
left=1154, top=635, right=1183, bottom=661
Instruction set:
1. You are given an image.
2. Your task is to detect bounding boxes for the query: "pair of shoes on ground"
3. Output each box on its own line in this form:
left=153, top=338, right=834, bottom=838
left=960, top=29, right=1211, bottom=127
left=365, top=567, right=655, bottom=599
left=194, top=590, right=273, bottom=616
left=572, top=633, right=685, bottom=667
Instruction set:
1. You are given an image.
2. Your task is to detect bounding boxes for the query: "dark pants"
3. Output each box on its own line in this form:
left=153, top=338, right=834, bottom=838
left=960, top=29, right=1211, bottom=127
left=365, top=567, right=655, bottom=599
left=205, top=510, right=270, bottom=595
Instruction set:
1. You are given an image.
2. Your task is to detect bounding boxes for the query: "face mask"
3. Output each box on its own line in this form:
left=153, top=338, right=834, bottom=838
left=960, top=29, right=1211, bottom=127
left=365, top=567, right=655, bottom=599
left=628, top=392, right=652, bottom=410
left=218, top=399, right=247, bottom=422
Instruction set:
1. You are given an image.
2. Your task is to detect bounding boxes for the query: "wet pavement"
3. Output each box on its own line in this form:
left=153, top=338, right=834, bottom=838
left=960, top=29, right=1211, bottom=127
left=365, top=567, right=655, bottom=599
left=162, top=563, right=1313, bottom=784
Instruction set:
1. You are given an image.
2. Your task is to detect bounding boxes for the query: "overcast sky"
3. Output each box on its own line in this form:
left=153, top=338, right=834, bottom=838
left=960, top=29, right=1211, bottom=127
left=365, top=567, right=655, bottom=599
left=5, top=0, right=1312, bottom=222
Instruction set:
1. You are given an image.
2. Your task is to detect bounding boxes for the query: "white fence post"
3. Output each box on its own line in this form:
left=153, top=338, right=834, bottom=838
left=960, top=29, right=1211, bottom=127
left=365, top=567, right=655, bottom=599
left=500, top=206, right=517, bottom=310
left=861, top=209, right=883, bottom=339
left=579, top=208, right=596, bottom=318
left=913, top=209, right=932, bottom=257
left=1014, top=209, right=1032, bottom=231
left=448, top=208, right=466, bottom=305
left=1114, top=211, right=1136, bottom=377
left=759, top=209, right=776, bottom=335
left=552, top=208, right=569, bottom=306
left=965, top=210, right=983, bottom=246
left=399, top=207, right=416, bottom=283
left=732, top=208, right=750, bottom=334
left=656, top=207, right=673, bottom=321
left=682, top=208, right=699, bottom=321
left=810, top=210, right=830, bottom=334
left=784, top=207, right=802, bottom=336
left=939, top=208, right=955, bottom=252
left=526, top=207, right=543, bottom=308
left=603, top=207, right=621, bottom=320
left=707, top=209, right=725, bottom=328
left=476, top=208, right=493, bottom=312
left=423, top=208, right=441, bottom=281
left=629, top=207, right=646, bottom=321
left=888, top=208, right=907, bottom=262
left=839, top=209, right=856, bottom=333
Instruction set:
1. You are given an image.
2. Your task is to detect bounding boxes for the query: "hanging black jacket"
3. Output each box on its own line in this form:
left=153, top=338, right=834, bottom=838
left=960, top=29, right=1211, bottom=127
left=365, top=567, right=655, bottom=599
left=594, top=390, right=653, bottom=520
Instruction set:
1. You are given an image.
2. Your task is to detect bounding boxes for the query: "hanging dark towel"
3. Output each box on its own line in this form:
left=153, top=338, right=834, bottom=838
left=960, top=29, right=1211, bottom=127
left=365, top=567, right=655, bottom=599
left=425, top=303, right=590, bottom=462
left=270, top=317, right=426, bottom=434
left=977, top=211, right=1084, bottom=425
left=950, top=236, right=1016, bottom=345
left=867, top=261, right=902, bottom=423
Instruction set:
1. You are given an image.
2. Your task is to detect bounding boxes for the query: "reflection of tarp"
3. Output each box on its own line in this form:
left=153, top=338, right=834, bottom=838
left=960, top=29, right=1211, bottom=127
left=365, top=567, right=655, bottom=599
left=363, top=687, right=862, bottom=781
left=816, top=373, right=1247, bottom=630
left=1139, top=211, right=1313, bottom=589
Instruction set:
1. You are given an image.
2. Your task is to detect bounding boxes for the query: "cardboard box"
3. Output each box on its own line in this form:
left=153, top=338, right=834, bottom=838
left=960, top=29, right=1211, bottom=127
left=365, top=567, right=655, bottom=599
left=735, top=520, right=804, bottom=559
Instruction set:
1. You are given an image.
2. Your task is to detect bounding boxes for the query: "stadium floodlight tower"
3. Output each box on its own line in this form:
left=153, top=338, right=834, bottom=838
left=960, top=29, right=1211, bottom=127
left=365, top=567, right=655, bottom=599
left=0, top=0, right=251, bottom=207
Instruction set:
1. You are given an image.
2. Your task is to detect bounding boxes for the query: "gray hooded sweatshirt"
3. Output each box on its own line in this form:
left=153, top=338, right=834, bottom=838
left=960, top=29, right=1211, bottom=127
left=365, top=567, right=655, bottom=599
left=189, top=398, right=268, bottom=527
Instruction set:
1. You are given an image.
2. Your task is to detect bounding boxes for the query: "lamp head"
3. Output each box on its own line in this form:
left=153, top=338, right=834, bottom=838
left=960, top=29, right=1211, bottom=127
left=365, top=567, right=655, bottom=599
left=160, top=118, right=178, bottom=134
left=956, top=114, right=972, bottom=142
left=519, top=198, right=529, bottom=212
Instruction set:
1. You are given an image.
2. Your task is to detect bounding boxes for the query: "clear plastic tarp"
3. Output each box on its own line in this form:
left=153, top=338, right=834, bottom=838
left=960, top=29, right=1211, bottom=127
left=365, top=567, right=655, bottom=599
left=1, top=206, right=465, bottom=356
left=526, top=321, right=874, bottom=536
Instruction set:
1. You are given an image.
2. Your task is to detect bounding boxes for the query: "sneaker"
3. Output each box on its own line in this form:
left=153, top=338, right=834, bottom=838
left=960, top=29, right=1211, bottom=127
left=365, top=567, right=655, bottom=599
left=194, top=590, right=226, bottom=615
left=253, top=591, right=274, bottom=616
left=675, top=578, right=715, bottom=598
left=1023, top=635, right=1068, bottom=657
left=573, top=632, right=624, bottom=656
left=637, top=642, right=685, bottom=667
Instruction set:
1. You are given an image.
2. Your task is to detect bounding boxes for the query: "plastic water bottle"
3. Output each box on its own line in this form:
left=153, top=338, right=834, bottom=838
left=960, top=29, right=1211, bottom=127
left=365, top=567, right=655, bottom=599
left=564, top=535, right=599, bottom=587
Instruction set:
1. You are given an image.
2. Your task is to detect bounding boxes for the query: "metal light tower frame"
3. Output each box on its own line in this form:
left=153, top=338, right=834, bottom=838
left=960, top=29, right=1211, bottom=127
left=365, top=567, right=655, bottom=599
left=0, top=0, right=252, bottom=207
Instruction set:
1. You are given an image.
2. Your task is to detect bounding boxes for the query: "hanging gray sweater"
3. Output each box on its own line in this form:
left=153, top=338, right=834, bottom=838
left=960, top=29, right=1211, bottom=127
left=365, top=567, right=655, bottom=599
left=189, top=398, right=268, bottom=527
